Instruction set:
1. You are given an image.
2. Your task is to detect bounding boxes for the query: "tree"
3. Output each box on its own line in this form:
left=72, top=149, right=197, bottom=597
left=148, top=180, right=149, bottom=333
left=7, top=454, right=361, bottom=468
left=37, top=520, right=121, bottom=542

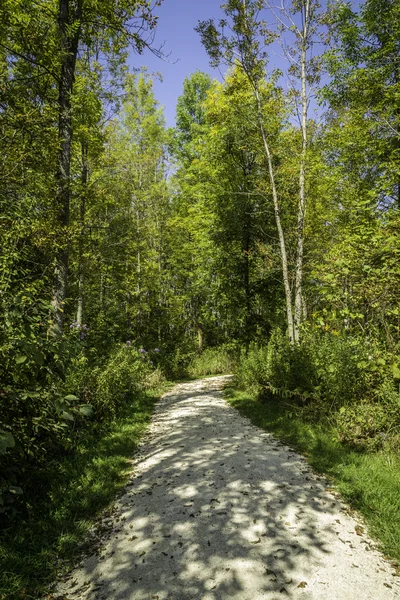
left=83, top=72, right=169, bottom=349
left=197, top=0, right=299, bottom=342
left=51, top=0, right=165, bottom=334
left=174, top=70, right=213, bottom=163
left=324, top=0, right=400, bottom=208
left=266, top=0, right=323, bottom=340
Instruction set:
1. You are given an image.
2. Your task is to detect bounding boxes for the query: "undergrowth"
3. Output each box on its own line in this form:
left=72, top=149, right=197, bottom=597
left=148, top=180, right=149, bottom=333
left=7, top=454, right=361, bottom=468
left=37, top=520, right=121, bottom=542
left=225, top=385, right=400, bottom=565
left=236, top=331, right=400, bottom=451
left=188, top=345, right=237, bottom=378
left=0, top=384, right=168, bottom=600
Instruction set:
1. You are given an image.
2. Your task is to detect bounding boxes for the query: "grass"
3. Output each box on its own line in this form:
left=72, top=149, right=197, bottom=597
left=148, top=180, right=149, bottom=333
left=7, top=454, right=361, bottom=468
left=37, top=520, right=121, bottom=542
left=225, top=385, right=400, bottom=566
left=3, top=375, right=398, bottom=597
left=0, top=386, right=168, bottom=600
left=188, top=347, right=236, bottom=378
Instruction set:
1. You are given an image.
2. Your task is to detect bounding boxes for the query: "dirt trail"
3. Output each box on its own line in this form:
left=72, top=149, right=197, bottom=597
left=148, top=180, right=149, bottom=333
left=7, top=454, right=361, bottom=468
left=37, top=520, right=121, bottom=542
left=56, top=376, right=400, bottom=599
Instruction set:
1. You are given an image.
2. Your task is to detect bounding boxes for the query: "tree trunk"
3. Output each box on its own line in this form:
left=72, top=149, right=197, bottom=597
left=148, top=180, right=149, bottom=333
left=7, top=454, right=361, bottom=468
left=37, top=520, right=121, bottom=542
left=76, top=140, right=88, bottom=326
left=294, top=0, right=310, bottom=343
left=50, top=0, right=82, bottom=335
left=197, top=326, right=204, bottom=351
left=243, top=192, right=251, bottom=348
left=254, top=87, right=295, bottom=343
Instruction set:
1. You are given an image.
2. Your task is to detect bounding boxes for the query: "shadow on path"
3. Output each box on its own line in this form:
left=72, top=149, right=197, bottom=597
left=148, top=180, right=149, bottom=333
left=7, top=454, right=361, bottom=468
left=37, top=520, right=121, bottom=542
left=58, top=376, right=400, bottom=600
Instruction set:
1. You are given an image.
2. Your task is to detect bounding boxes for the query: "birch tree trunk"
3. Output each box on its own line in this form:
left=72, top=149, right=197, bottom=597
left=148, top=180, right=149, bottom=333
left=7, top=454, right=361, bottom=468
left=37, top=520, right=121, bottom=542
left=254, top=87, right=295, bottom=343
left=294, top=0, right=310, bottom=343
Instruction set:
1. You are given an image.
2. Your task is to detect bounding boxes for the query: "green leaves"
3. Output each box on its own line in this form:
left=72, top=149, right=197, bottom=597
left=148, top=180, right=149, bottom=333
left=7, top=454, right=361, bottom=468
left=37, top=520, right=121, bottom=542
left=79, top=404, right=94, bottom=417
left=0, top=429, right=15, bottom=455
left=64, top=394, right=79, bottom=402
left=61, top=411, right=74, bottom=422
left=54, top=396, right=93, bottom=421
left=392, top=364, right=400, bottom=381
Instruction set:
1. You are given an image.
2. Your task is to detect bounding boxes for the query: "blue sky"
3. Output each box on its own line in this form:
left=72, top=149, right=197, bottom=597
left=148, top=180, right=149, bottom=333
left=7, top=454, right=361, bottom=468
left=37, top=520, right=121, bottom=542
left=129, top=0, right=227, bottom=128
left=130, top=0, right=361, bottom=128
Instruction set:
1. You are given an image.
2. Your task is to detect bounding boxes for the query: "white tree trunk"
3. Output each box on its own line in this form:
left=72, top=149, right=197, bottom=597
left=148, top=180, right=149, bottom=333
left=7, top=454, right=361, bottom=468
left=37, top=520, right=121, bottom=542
left=294, top=0, right=310, bottom=343
left=254, top=87, right=295, bottom=344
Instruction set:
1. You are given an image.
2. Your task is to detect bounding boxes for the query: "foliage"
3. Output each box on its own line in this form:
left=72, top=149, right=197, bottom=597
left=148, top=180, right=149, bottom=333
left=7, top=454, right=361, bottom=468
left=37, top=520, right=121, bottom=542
left=2, top=0, right=400, bottom=594
left=235, top=329, right=400, bottom=449
left=170, top=67, right=288, bottom=347
left=236, top=330, right=315, bottom=396
left=188, top=346, right=237, bottom=378
left=0, top=385, right=164, bottom=600
left=336, top=401, right=400, bottom=451
left=92, top=345, right=163, bottom=417
left=0, top=295, right=88, bottom=515
left=0, top=1, right=168, bottom=523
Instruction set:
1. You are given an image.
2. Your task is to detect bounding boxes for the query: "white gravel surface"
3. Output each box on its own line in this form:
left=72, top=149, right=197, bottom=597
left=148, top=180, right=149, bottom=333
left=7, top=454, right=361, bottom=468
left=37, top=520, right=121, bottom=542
left=56, top=375, right=400, bottom=600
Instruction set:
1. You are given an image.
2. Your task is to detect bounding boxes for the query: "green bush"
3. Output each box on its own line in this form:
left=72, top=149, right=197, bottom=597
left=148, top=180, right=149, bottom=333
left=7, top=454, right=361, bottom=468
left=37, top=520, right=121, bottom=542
left=0, top=295, right=88, bottom=516
left=236, top=330, right=315, bottom=396
left=336, top=401, right=400, bottom=450
left=92, top=345, right=161, bottom=417
left=163, top=347, right=196, bottom=379
left=0, top=338, right=163, bottom=518
left=235, top=328, right=400, bottom=449
left=188, top=345, right=237, bottom=377
left=235, top=343, right=270, bottom=392
left=309, top=334, right=372, bottom=407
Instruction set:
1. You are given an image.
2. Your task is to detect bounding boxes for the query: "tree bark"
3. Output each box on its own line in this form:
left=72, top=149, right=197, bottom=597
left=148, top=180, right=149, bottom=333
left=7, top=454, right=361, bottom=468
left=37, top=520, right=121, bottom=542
left=76, top=140, right=88, bottom=326
left=243, top=191, right=252, bottom=348
left=50, top=0, right=82, bottom=335
left=294, top=0, right=310, bottom=343
left=254, top=87, right=295, bottom=343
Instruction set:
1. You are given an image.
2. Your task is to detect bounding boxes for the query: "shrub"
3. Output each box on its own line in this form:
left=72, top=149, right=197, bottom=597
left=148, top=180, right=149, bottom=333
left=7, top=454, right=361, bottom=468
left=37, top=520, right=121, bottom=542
left=235, top=343, right=270, bottom=392
left=0, top=340, right=163, bottom=518
left=92, top=345, right=160, bottom=417
left=0, top=295, right=90, bottom=516
left=236, top=330, right=315, bottom=397
left=188, top=345, right=237, bottom=377
left=336, top=401, right=399, bottom=450
left=234, top=328, right=400, bottom=449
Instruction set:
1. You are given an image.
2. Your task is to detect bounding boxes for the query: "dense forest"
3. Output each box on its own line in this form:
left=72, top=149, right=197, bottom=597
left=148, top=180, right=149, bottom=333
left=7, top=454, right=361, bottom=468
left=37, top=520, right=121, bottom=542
left=1, top=0, right=400, bottom=596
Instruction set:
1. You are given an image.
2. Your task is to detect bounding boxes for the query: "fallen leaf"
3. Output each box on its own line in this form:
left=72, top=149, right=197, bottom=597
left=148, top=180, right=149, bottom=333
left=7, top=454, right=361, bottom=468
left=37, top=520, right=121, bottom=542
left=297, top=581, right=308, bottom=588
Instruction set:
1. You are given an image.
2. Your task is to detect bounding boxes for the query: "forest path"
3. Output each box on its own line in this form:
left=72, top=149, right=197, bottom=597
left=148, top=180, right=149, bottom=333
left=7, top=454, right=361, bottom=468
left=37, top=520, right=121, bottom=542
left=56, top=376, right=400, bottom=600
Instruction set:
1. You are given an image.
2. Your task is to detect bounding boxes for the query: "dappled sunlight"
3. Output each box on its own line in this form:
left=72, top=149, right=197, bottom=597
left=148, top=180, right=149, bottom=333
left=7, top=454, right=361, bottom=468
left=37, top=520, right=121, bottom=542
left=58, top=377, right=399, bottom=600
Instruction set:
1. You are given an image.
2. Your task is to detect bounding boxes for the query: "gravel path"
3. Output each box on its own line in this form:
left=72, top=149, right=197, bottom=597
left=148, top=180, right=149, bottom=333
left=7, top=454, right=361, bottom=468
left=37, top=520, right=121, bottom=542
left=57, top=376, right=400, bottom=600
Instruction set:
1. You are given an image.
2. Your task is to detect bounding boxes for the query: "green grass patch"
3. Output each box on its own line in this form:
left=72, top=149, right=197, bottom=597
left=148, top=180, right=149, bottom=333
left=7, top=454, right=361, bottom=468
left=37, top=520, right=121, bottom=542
left=0, top=386, right=168, bottom=600
left=225, top=385, right=400, bottom=565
